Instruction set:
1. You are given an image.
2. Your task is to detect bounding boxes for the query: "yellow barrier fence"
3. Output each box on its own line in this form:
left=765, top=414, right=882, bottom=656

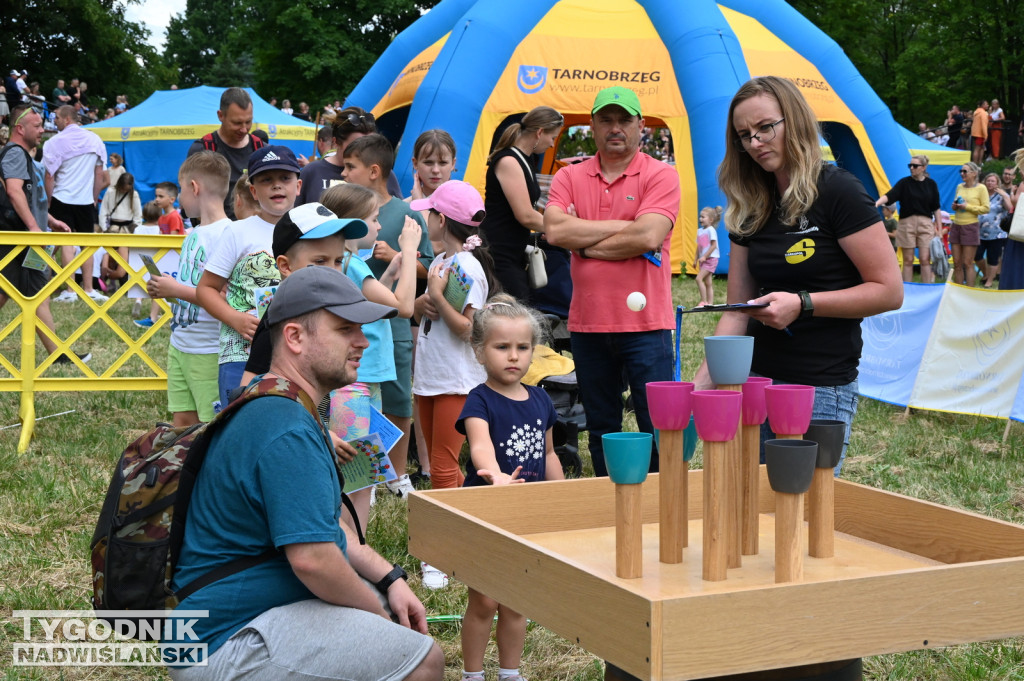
left=0, top=232, right=185, bottom=452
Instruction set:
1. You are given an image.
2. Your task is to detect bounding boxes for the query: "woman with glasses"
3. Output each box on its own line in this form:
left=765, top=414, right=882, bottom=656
left=694, top=75, right=902, bottom=477
left=949, top=162, right=988, bottom=285
left=480, top=105, right=563, bottom=301
left=875, top=155, right=943, bottom=282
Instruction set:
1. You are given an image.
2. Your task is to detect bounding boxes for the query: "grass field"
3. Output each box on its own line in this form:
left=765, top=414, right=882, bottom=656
left=1, top=276, right=1023, bottom=680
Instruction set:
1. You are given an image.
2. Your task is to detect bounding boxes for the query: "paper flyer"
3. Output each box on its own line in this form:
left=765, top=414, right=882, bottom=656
left=22, top=245, right=55, bottom=272
left=253, top=286, right=278, bottom=319
left=340, top=433, right=397, bottom=493
left=442, top=258, right=472, bottom=311
left=369, top=406, right=402, bottom=454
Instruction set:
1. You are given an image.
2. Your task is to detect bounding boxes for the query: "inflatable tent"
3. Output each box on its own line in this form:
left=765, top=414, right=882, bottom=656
left=347, top=0, right=967, bottom=273
left=86, top=86, right=317, bottom=203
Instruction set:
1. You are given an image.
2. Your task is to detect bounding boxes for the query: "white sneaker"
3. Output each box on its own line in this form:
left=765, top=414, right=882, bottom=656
left=386, top=474, right=416, bottom=498
left=421, top=562, right=449, bottom=589
left=55, top=290, right=77, bottom=303
left=86, top=289, right=109, bottom=302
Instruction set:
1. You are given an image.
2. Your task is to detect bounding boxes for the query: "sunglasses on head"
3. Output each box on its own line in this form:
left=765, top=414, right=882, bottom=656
left=344, top=112, right=374, bottom=129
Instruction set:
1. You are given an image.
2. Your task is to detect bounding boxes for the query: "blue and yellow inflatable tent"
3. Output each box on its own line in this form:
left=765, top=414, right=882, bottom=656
left=86, top=86, right=317, bottom=203
left=347, top=0, right=967, bottom=273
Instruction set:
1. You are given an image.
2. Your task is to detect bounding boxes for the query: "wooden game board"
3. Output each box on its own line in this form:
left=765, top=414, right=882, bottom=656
left=408, top=469, right=1024, bottom=680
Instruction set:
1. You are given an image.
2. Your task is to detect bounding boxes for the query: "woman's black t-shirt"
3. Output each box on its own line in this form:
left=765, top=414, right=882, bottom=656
left=730, top=164, right=880, bottom=386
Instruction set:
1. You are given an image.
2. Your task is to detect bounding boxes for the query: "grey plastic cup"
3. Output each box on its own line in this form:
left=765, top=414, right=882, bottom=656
left=805, top=419, right=845, bottom=469
left=704, top=335, right=754, bottom=385
left=764, top=439, right=818, bottom=494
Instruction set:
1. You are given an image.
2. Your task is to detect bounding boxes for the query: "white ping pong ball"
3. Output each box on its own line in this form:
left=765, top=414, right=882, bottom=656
left=627, top=291, right=647, bottom=311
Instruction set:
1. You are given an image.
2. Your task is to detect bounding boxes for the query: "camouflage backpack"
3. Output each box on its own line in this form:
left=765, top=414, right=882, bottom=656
left=90, top=375, right=327, bottom=615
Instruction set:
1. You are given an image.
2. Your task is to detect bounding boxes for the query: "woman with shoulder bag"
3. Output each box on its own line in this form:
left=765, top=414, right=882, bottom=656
left=98, top=172, right=142, bottom=233
left=480, top=106, right=563, bottom=301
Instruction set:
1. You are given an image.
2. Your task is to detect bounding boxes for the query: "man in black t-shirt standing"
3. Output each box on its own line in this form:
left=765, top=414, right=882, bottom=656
left=187, top=87, right=264, bottom=220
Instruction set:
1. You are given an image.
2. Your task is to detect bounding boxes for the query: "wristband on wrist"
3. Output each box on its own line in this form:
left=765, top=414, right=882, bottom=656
left=374, top=563, right=408, bottom=594
left=797, top=291, right=814, bottom=320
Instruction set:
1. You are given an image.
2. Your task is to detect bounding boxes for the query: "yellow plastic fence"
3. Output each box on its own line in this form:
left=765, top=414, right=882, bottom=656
left=0, top=232, right=184, bottom=452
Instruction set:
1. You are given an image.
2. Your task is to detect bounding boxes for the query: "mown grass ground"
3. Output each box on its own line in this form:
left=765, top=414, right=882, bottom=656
left=1, top=276, right=1023, bottom=680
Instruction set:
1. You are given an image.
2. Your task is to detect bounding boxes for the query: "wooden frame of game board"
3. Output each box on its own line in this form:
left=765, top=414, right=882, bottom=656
left=408, top=469, right=1024, bottom=680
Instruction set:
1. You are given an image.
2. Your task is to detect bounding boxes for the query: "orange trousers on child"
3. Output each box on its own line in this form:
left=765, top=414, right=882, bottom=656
left=415, top=393, right=467, bottom=489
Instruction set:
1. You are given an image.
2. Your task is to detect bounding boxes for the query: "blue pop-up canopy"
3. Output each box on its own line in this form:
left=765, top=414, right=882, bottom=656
left=86, top=86, right=317, bottom=203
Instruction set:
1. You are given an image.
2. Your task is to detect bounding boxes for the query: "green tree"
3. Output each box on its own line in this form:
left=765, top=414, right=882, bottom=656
left=5, top=0, right=173, bottom=112
left=790, top=0, right=1022, bottom=132
left=161, top=0, right=438, bottom=109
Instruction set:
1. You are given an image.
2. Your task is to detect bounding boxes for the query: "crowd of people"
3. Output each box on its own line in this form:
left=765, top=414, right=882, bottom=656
left=1, top=66, right=132, bottom=129
left=918, top=98, right=1021, bottom=161
left=4, top=75, right=1024, bottom=681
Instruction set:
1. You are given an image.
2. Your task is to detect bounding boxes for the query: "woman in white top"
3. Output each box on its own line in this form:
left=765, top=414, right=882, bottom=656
left=98, top=172, right=142, bottom=233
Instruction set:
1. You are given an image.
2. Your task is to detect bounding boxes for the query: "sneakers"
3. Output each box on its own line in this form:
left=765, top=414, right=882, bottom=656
left=386, top=474, right=416, bottom=498
left=131, top=299, right=143, bottom=318
left=54, top=290, right=77, bottom=303
left=86, top=289, right=109, bottom=302
left=462, top=675, right=485, bottom=681
left=54, top=351, right=92, bottom=365
left=421, top=562, right=449, bottom=589
left=133, top=318, right=155, bottom=328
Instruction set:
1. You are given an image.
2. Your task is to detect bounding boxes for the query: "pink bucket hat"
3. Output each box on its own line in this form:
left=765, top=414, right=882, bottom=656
left=409, top=180, right=486, bottom=226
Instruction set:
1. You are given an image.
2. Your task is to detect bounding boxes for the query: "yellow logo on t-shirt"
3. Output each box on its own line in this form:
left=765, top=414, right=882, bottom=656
left=785, top=239, right=815, bottom=264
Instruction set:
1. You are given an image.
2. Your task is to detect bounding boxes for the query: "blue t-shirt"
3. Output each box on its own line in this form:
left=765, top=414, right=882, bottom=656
left=167, top=396, right=346, bottom=656
left=456, top=384, right=558, bottom=486
left=343, top=253, right=396, bottom=383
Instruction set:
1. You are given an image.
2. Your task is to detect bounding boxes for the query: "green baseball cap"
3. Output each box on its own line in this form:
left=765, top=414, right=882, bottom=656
left=591, top=86, right=642, bottom=117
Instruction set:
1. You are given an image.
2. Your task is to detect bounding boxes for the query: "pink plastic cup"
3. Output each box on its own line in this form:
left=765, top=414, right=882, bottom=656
left=741, top=377, right=773, bottom=426
left=646, top=381, right=694, bottom=431
left=764, top=385, right=815, bottom=436
left=691, top=390, right=742, bottom=442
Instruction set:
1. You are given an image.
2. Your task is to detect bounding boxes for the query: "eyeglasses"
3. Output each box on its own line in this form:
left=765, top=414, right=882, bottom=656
left=735, top=118, right=785, bottom=150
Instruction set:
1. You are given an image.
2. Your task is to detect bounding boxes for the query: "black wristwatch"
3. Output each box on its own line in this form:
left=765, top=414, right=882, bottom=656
left=374, top=563, right=408, bottom=594
left=797, top=291, right=814, bottom=320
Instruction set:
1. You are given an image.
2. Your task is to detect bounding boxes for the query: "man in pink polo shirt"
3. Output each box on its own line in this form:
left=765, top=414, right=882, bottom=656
left=545, top=86, right=680, bottom=482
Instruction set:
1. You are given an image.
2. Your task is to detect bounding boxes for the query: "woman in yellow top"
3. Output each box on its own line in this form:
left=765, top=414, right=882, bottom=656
left=950, top=162, right=989, bottom=285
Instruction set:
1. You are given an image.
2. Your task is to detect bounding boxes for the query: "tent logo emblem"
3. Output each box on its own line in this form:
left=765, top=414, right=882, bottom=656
left=517, top=65, right=548, bottom=94
left=120, top=128, right=130, bottom=140
left=268, top=125, right=277, bottom=138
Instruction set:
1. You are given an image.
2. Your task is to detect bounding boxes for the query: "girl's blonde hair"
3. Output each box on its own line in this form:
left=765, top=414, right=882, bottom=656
left=488, top=106, right=564, bottom=164
left=700, top=205, right=723, bottom=226
left=719, top=76, right=823, bottom=237
left=232, top=171, right=258, bottom=215
left=320, top=183, right=377, bottom=221
left=1012, top=148, right=1024, bottom=176
left=469, top=293, right=549, bottom=352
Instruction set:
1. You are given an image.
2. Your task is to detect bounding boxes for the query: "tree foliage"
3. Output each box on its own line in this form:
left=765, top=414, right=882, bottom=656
left=789, top=0, right=1022, bottom=129
left=4, top=0, right=175, bottom=111
left=162, top=0, right=438, bottom=110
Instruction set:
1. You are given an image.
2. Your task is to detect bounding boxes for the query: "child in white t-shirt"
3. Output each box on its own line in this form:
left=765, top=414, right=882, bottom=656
left=147, top=151, right=233, bottom=425
left=194, top=145, right=301, bottom=410
left=130, top=201, right=163, bottom=327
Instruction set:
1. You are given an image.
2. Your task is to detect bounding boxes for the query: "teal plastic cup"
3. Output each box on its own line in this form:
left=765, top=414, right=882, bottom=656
left=682, top=415, right=698, bottom=462
left=602, top=432, right=653, bottom=485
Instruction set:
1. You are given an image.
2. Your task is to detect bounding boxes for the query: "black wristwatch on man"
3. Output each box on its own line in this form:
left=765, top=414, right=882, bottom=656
left=374, top=563, right=408, bottom=594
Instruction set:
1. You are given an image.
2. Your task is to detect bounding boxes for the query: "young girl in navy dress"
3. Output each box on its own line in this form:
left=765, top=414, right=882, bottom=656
left=455, top=293, right=565, bottom=681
